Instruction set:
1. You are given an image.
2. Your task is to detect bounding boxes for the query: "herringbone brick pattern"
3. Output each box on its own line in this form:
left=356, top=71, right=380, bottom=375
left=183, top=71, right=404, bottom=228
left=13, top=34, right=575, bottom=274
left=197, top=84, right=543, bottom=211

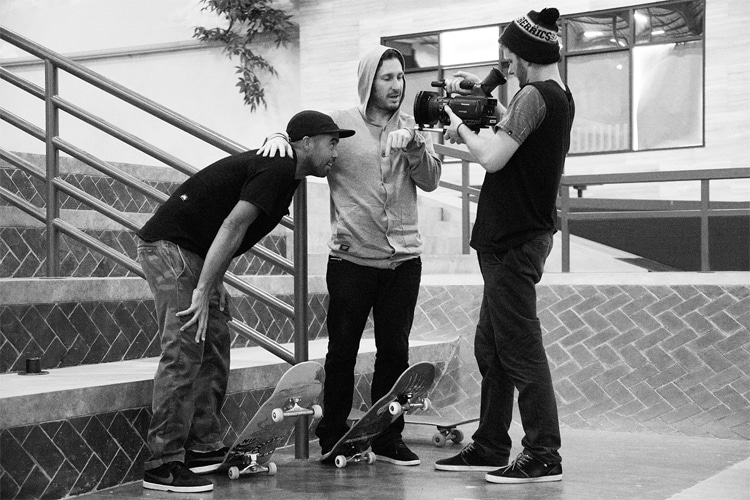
left=0, top=166, right=290, bottom=278
left=0, top=293, right=330, bottom=374
left=0, top=165, right=171, bottom=214
left=0, top=227, right=288, bottom=278
left=411, top=283, right=750, bottom=440
left=0, top=381, right=313, bottom=500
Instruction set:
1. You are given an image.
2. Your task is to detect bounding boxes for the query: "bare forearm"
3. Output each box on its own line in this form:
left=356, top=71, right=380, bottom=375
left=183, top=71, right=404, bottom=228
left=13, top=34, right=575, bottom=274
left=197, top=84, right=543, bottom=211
left=195, top=222, right=244, bottom=293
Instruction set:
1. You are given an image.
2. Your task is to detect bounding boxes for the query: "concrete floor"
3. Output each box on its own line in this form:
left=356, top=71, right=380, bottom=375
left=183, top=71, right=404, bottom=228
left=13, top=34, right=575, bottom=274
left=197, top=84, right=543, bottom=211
left=78, top=421, right=750, bottom=500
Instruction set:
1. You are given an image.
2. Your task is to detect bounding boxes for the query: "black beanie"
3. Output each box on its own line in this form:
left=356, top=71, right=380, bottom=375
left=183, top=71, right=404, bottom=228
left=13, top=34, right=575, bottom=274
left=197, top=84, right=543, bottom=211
left=499, top=8, right=561, bottom=64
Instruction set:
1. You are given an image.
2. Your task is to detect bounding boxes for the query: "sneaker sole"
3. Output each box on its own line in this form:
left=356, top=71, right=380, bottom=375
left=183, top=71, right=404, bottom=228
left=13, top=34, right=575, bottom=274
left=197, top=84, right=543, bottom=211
left=188, top=463, right=223, bottom=474
left=435, top=463, right=503, bottom=472
left=142, top=480, right=214, bottom=493
left=375, top=454, right=421, bottom=466
left=485, top=472, right=563, bottom=484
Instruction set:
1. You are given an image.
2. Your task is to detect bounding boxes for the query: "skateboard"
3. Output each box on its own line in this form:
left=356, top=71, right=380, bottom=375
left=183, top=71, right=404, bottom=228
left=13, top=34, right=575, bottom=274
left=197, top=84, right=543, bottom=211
left=322, top=361, right=436, bottom=469
left=220, top=360, right=324, bottom=479
left=403, top=416, right=479, bottom=447
left=349, top=410, right=478, bottom=448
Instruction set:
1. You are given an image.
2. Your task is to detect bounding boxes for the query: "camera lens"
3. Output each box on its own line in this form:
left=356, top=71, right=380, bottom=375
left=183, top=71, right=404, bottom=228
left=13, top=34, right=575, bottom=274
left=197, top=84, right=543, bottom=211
left=414, top=91, right=441, bottom=127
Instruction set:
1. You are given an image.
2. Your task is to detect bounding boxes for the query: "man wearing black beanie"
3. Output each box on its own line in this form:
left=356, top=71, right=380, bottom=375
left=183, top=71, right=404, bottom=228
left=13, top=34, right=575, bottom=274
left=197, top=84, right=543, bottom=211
left=434, top=7, right=574, bottom=484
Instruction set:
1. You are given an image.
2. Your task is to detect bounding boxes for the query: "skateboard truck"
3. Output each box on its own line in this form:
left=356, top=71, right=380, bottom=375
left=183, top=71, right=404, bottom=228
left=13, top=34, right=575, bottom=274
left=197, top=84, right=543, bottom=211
left=334, top=450, right=376, bottom=469
left=432, top=426, right=464, bottom=447
left=227, top=452, right=277, bottom=480
left=387, top=392, right=432, bottom=417
left=271, top=397, right=324, bottom=423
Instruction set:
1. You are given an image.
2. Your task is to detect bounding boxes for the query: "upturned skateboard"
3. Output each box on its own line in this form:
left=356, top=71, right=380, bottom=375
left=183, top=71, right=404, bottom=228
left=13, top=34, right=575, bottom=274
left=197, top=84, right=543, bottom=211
left=322, top=361, right=436, bottom=469
left=349, top=410, right=478, bottom=448
left=220, top=360, right=324, bottom=479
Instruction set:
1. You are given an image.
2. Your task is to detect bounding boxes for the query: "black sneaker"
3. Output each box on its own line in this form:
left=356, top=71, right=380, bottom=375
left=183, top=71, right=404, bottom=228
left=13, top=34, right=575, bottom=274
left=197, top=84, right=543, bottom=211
left=186, top=447, right=229, bottom=474
left=434, top=442, right=506, bottom=472
left=373, top=441, right=420, bottom=466
left=485, top=451, right=562, bottom=484
left=143, top=461, right=214, bottom=493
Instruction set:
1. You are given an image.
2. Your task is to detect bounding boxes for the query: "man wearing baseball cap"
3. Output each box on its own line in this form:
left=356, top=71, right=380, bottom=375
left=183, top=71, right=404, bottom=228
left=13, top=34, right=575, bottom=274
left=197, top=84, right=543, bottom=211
left=435, top=8, right=574, bottom=484
left=138, top=110, right=353, bottom=493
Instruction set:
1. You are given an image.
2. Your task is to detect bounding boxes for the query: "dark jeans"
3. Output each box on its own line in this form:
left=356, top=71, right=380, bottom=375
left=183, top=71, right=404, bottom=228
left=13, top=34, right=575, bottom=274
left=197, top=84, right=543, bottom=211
left=472, top=232, right=562, bottom=465
left=316, top=256, right=422, bottom=451
left=138, top=239, right=231, bottom=470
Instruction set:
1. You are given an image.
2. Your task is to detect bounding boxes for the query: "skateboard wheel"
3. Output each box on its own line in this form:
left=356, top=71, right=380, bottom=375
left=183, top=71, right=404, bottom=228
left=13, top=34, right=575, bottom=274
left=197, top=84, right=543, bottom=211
left=422, top=398, right=432, bottom=411
left=311, top=404, right=323, bottom=419
left=364, top=451, right=376, bottom=465
left=432, top=433, right=447, bottom=447
left=334, top=455, right=347, bottom=469
left=228, top=466, right=240, bottom=480
left=452, top=429, right=465, bottom=443
left=271, top=408, right=284, bottom=423
left=388, top=401, right=402, bottom=416
left=267, top=462, right=277, bottom=475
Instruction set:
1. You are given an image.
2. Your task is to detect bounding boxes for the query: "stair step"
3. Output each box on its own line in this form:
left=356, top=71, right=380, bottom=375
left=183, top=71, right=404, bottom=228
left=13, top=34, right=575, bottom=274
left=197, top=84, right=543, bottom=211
left=0, top=337, right=455, bottom=428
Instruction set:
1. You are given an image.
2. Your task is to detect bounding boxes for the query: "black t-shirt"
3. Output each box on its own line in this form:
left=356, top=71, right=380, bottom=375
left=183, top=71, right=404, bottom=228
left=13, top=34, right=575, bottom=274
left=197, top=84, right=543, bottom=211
left=470, top=81, right=575, bottom=253
left=138, top=150, right=300, bottom=258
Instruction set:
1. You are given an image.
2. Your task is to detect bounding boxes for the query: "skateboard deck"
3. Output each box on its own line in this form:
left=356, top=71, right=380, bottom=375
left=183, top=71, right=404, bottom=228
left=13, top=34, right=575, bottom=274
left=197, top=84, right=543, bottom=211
left=349, top=409, right=478, bottom=448
left=220, top=360, right=324, bottom=479
left=322, top=361, right=436, bottom=468
left=403, top=416, right=479, bottom=447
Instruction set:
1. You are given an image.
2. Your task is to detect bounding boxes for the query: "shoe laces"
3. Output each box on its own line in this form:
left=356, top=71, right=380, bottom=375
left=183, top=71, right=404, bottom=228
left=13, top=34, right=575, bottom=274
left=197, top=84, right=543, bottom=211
left=507, top=452, right=533, bottom=470
left=460, top=442, right=477, bottom=458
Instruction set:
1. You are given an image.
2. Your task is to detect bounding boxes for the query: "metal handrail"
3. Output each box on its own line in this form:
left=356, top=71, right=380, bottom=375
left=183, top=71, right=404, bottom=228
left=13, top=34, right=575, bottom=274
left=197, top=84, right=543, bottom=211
left=434, top=142, right=750, bottom=272
left=1, top=24, right=312, bottom=456
left=0, top=26, right=306, bottom=363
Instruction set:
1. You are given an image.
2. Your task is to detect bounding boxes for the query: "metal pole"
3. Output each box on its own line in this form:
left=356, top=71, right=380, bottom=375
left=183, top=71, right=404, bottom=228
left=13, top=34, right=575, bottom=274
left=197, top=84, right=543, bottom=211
left=462, top=160, right=471, bottom=254
left=44, top=60, right=60, bottom=277
left=700, top=180, right=710, bottom=272
left=560, top=185, right=571, bottom=272
left=292, top=179, right=310, bottom=459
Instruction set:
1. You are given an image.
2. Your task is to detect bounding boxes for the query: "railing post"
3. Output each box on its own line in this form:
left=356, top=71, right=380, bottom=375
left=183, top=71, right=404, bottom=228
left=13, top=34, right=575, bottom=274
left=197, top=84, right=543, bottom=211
left=461, top=159, right=471, bottom=254
left=292, top=179, right=310, bottom=459
left=44, top=60, right=60, bottom=277
left=560, top=184, right=571, bottom=272
left=700, top=179, right=710, bottom=272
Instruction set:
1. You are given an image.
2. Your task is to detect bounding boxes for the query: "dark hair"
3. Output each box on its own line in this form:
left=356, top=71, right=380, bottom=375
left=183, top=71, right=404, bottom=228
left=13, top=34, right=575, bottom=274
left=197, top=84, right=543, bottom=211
left=376, top=48, right=405, bottom=74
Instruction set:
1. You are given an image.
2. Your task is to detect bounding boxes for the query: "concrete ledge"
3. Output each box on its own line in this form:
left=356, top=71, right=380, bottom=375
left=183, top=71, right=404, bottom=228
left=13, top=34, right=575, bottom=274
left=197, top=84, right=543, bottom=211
left=4, top=272, right=749, bottom=305
left=423, top=271, right=750, bottom=287
left=0, top=338, right=455, bottom=429
left=0, top=276, right=309, bottom=304
left=2, top=152, right=189, bottom=183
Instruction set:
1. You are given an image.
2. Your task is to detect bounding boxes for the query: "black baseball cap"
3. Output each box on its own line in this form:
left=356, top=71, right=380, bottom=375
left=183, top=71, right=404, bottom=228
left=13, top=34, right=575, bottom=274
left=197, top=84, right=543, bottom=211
left=286, top=110, right=355, bottom=142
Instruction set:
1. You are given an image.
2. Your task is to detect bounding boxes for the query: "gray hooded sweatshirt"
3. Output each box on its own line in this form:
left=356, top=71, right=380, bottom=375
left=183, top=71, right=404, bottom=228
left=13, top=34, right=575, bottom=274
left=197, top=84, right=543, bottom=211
left=327, top=46, right=442, bottom=269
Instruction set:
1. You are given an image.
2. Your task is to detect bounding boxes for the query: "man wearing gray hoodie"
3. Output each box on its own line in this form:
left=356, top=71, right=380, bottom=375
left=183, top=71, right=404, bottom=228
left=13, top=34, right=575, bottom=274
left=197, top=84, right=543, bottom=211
left=259, top=46, right=441, bottom=465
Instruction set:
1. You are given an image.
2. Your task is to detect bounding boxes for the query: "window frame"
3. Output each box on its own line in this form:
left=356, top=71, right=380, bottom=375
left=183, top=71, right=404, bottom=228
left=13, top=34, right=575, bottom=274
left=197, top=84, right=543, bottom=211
left=382, top=0, right=706, bottom=157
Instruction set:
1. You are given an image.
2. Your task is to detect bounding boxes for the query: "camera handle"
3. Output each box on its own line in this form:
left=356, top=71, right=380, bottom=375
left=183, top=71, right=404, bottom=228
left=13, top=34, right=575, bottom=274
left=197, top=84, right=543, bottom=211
left=430, top=68, right=506, bottom=98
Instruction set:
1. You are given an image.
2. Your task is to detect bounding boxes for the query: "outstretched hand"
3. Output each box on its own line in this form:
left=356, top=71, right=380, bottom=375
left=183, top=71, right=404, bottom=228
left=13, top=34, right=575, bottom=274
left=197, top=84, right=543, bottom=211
left=257, top=136, right=293, bottom=157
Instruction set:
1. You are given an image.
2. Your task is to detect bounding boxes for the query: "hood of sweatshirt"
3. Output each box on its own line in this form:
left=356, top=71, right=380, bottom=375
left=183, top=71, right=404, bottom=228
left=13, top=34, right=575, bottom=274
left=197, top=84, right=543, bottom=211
left=357, top=45, right=406, bottom=118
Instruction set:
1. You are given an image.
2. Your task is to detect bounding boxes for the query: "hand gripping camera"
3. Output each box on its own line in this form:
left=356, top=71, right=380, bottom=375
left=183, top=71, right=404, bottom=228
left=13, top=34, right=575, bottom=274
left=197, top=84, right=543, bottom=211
left=414, top=68, right=506, bottom=132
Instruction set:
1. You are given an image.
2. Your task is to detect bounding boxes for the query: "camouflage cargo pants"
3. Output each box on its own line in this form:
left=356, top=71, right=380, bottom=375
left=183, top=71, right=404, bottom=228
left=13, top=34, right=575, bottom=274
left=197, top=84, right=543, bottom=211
left=137, top=239, right=231, bottom=470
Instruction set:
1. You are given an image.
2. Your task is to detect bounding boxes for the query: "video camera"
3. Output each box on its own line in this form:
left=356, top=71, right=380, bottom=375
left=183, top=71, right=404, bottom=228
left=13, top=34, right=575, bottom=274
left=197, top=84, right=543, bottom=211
left=414, top=68, right=506, bottom=131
